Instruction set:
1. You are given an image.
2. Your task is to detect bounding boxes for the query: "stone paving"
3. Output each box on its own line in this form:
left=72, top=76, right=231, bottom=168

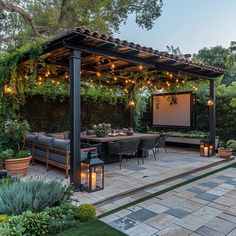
left=25, top=147, right=232, bottom=205
left=100, top=167, right=236, bottom=236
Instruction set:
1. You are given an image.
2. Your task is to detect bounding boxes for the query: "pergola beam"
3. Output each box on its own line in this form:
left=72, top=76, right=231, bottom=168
left=63, top=40, right=218, bottom=80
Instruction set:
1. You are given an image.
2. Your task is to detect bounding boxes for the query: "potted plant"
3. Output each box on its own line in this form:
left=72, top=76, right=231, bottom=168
left=0, top=119, right=31, bottom=176
left=93, top=123, right=111, bottom=137
left=218, top=139, right=236, bottom=158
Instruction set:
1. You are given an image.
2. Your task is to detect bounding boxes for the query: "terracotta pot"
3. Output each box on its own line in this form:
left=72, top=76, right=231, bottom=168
left=4, top=156, right=32, bottom=177
left=218, top=149, right=232, bottom=158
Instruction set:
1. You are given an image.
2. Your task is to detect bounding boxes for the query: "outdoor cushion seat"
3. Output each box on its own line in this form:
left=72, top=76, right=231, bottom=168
left=34, top=148, right=47, bottom=158
left=49, top=152, right=67, bottom=164
left=25, top=134, right=38, bottom=143
left=29, top=133, right=97, bottom=178
left=52, top=139, right=70, bottom=151
left=37, top=135, right=54, bottom=147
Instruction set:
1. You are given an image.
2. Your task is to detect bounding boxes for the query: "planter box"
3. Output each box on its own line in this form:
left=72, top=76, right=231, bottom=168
left=166, top=137, right=202, bottom=145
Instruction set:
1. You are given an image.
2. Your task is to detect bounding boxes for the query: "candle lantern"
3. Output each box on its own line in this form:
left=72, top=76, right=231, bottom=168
left=200, top=139, right=214, bottom=157
left=81, top=152, right=104, bottom=192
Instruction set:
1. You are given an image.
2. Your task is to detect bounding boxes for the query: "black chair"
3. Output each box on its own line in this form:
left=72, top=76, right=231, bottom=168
left=154, top=136, right=167, bottom=154
left=108, top=139, right=140, bottom=169
left=80, top=142, right=103, bottom=160
left=138, top=138, right=157, bottom=164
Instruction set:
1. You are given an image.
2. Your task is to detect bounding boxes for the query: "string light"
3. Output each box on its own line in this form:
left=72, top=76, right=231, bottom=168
left=96, top=72, right=101, bottom=77
left=52, top=80, right=55, bottom=84
left=111, top=63, right=115, bottom=69
left=57, top=81, right=60, bottom=85
left=124, top=88, right=128, bottom=93
left=139, top=65, right=143, bottom=70
left=176, top=79, right=179, bottom=83
left=114, top=76, right=117, bottom=81
left=38, top=76, right=42, bottom=81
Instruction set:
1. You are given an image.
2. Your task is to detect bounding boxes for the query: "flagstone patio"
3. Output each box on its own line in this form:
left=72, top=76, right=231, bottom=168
left=24, top=147, right=234, bottom=206
left=100, top=167, right=236, bottom=236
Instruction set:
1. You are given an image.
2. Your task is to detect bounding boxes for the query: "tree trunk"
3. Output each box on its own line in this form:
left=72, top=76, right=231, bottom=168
left=0, top=0, right=41, bottom=37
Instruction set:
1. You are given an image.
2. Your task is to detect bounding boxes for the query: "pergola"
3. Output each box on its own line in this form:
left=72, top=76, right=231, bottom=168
left=19, top=27, right=224, bottom=188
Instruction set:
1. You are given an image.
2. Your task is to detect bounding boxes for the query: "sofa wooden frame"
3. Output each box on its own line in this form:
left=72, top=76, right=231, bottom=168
left=32, top=143, right=96, bottom=178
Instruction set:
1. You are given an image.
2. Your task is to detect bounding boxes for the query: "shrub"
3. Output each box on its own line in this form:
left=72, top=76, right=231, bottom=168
left=48, top=219, right=78, bottom=235
left=0, top=149, right=14, bottom=159
left=16, top=150, right=31, bottom=159
left=0, top=215, right=10, bottom=223
left=227, top=139, right=236, bottom=151
left=44, top=203, right=75, bottom=220
left=74, top=204, right=96, bottom=222
left=0, top=177, right=19, bottom=188
left=0, top=179, right=72, bottom=215
left=18, top=210, right=50, bottom=236
left=0, top=211, right=49, bottom=236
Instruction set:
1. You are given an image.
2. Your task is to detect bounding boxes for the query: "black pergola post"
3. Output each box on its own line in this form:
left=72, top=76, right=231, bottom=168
left=70, top=49, right=81, bottom=188
left=209, top=79, right=216, bottom=154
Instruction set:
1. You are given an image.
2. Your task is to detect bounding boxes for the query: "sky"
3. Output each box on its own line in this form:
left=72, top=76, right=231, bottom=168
left=116, top=0, right=236, bottom=54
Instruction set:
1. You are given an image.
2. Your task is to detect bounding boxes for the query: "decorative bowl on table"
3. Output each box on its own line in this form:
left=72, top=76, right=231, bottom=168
left=126, top=127, right=134, bottom=136
left=96, top=131, right=107, bottom=137
left=126, top=130, right=134, bottom=136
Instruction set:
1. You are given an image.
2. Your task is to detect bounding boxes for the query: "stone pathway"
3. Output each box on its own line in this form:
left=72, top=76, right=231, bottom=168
left=100, top=167, right=236, bottom=236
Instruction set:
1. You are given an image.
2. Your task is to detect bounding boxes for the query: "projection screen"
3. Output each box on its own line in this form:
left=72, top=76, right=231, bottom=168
left=152, top=92, right=195, bottom=128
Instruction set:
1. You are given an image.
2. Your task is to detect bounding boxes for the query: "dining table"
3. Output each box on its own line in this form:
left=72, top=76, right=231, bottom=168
left=81, top=133, right=159, bottom=163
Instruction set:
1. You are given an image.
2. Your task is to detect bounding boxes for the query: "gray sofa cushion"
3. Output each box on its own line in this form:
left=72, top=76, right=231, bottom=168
left=34, top=148, right=47, bottom=158
left=52, top=139, right=70, bottom=151
left=37, top=135, right=54, bottom=147
left=49, top=152, right=66, bottom=164
left=26, top=134, right=38, bottom=143
left=49, top=151, right=88, bottom=165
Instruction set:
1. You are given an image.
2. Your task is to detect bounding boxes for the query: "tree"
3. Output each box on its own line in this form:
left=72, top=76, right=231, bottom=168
left=192, top=46, right=229, bottom=69
left=193, top=45, right=236, bottom=85
left=0, top=0, right=163, bottom=52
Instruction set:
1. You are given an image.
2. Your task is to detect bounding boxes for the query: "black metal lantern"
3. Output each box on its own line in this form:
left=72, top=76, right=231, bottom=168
left=81, top=152, right=104, bottom=192
left=200, top=139, right=214, bottom=157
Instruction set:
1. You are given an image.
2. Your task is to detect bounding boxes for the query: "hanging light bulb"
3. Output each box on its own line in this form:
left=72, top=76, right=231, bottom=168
left=139, top=65, right=143, bottom=70
left=111, top=63, right=115, bottom=69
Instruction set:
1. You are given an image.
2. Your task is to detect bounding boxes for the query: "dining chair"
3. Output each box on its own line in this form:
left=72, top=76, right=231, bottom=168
left=154, top=135, right=168, bottom=154
left=108, top=139, right=140, bottom=169
left=138, top=137, right=157, bottom=164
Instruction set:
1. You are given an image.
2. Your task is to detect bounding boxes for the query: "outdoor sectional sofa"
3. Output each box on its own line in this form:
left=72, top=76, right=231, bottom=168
left=25, top=134, right=96, bottom=178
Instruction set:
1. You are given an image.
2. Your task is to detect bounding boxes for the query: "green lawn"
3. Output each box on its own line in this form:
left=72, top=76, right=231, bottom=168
left=57, top=220, right=126, bottom=236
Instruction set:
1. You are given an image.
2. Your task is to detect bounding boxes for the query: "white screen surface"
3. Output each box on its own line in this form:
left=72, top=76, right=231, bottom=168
left=152, top=93, right=192, bottom=127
